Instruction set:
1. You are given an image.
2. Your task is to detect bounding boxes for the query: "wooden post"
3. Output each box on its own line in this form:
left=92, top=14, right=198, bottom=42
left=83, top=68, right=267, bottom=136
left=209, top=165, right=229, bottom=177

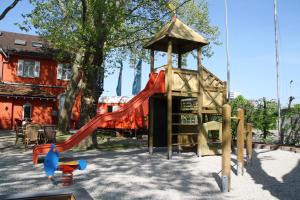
left=167, top=40, right=173, bottom=159
left=246, top=123, right=253, bottom=166
left=149, top=49, right=155, bottom=154
left=237, top=108, right=245, bottom=175
left=222, top=104, right=231, bottom=192
left=149, top=97, right=154, bottom=154
left=178, top=53, right=182, bottom=69
left=223, top=82, right=228, bottom=104
left=197, top=47, right=203, bottom=157
left=150, top=49, right=154, bottom=72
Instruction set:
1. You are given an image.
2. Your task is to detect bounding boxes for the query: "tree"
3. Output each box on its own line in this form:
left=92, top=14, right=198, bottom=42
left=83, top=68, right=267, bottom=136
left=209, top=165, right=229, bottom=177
left=253, top=97, right=278, bottom=140
left=281, top=97, right=300, bottom=145
left=0, top=0, right=20, bottom=21
left=20, top=0, right=220, bottom=146
left=230, top=95, right=255, bottom=139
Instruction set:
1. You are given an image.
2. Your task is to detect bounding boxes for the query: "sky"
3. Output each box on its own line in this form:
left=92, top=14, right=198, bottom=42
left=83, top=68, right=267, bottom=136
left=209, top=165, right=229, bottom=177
left=1, top=0, right=299, bottom=106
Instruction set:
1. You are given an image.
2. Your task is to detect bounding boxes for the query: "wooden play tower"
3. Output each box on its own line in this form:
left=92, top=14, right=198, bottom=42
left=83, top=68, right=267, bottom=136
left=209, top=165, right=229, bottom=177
left=144, top=17, right=227, bottom=159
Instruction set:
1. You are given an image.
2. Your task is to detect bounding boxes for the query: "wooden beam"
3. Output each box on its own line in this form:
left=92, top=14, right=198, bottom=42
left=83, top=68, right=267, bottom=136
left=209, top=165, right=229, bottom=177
left=149, top=97, right=154, bottom=154
left=178, top=53, right=182, bottom=69
left=222, top=104, right=231, bottom=192
left=202, top=110, right=219, bottom=114
left=167, top=39, right=173, bottom=159
left=223, top=82, right=228, bottom=104
left=197, top=47, right=203, bottom=157
left=246, top=123, right=253, bottom=166
left=150, top=49, right=154, bottom=72
left=237, top=108, right=245, bottom=175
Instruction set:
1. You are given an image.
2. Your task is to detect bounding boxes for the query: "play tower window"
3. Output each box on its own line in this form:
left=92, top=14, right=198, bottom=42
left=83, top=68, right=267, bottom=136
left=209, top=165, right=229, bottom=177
left=180, top=98, right=198, bottom=111
left=180, top=98, right=198, bottom=125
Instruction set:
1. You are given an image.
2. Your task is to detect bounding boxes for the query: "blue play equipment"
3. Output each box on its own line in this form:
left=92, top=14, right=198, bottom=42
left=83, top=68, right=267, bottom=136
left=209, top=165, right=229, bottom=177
left=43, top=144, right=87, bottom=185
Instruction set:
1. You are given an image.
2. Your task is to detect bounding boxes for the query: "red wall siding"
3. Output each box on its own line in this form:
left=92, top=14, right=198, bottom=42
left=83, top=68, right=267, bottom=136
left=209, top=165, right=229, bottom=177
left=0, top=100, right=12, bottom=129
left=97, top=103, right=126, bottom=115
left=2, top=54, right=68, bottom=90
left=0, top=53, right=82, bottom=129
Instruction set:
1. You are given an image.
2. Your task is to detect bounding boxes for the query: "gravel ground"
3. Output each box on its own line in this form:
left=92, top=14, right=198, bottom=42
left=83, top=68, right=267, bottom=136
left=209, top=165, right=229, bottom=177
left=1, top=131, right=300, bottom=200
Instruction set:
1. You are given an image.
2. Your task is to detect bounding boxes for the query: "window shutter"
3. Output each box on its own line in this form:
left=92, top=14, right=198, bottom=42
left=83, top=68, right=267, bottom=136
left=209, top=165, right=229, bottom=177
left=17, top=60, right=24, bottom=76
left=34, top=61, right=40, bottom=77
left=57, top=64, right=63, bottom=79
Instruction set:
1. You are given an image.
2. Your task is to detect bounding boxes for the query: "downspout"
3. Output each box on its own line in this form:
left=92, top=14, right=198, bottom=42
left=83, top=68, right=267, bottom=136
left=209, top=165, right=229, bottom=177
left=0, top=48, right=9, bottom=83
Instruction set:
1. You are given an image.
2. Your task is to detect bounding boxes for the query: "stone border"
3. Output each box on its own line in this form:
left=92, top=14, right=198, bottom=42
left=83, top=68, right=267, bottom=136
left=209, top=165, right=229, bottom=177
left=253, top=143, right=300, bottom=153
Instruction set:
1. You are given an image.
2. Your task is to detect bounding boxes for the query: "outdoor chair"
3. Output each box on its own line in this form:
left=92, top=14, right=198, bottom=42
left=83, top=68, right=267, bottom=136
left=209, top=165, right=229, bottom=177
left=14, top=119, right=24, bottom=145
left=43, top=125, right=57, bottom=143
left=24, top=124, right=41, bottom=150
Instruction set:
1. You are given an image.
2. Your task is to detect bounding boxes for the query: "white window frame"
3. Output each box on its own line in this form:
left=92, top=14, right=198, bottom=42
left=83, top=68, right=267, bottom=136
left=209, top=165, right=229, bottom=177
left=57, top=63, right=72, bottom=80
left=23, top=103, right=32, bottom=119
left=17, top=59, right=40, bottom=78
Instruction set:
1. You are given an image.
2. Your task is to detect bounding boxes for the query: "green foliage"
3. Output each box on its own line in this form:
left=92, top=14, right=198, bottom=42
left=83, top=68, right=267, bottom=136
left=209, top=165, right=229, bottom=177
left=261, top=135, right=274, bottom=144
left=171, top=0, right=220, bottom=57
left=230, top=96, right=278, bottom=142
left=282, top=102, right=300, bottom=145
left=230, top=95, right=255, bottom=122
left=18, top=0, right=220, bottom=131
left=253, top=97, right=278, bottom=140
left=230, top=95, right=255, bottom=139
left=19, top=0, right=219, bottom=70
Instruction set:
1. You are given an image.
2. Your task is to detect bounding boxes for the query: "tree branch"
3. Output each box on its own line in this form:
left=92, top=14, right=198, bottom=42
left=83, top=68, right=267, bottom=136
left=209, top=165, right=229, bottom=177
left=55, top=0, right=67, bottom=18
left=81, top=0, right=87, bottom=24
left=0, top=0, right=20, bottom=21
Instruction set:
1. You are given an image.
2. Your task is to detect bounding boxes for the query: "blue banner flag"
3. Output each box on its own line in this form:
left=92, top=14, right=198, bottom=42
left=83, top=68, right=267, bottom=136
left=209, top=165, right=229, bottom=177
left=132, top=59, right=142, bottom=95
left=116, top=61, right=123, bottom=96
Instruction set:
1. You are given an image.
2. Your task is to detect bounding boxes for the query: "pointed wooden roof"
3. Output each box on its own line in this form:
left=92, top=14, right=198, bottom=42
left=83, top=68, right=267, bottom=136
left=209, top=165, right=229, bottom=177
left=144, top=18, right=208, bottom=54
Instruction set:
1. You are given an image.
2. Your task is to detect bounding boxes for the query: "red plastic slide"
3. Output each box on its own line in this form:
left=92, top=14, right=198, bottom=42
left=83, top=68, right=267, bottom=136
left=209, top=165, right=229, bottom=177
left=33, top=71, right=165, bottom=164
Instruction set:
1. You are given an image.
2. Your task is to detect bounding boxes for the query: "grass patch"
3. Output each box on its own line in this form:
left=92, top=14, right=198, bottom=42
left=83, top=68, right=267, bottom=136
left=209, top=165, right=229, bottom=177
left=55, top=129, right=146, bottom=151
left=97, top=137, right=146, bottom=151
left=56, top=134, right=71, bottom=143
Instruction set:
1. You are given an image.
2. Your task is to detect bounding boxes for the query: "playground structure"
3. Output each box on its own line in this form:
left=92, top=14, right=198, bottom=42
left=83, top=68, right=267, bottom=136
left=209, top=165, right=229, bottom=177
left=32, top=17, right=227, bottom=164
left=144, top=17, right=227, bottom=158
left=32, top=17, right=253, bottom=193
left=43, top=144, right=87, bottom=186
left=221, top=105, right=253, bottom=192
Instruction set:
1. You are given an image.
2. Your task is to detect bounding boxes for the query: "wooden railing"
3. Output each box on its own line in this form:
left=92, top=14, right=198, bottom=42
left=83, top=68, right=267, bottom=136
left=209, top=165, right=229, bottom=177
left=170, top=67, right=227, bottom=111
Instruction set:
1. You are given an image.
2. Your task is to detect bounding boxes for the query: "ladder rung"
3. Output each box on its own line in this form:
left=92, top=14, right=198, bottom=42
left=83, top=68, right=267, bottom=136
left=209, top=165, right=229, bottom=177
left=172, top=132, right=198, bottom=136
left=172, top=113, right=198, bottom=115
left=172, top=123, right=198, bottom=126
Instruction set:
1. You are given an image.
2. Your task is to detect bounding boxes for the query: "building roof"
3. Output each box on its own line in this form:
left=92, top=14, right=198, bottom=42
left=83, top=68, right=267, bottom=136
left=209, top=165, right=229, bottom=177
left=0, top=83, right=56, bottom=99
left=0, top=31, right=57, bottom=59
left=144, top=18, right=208, bottom=54
left=98, top=96, right=134, bottom=104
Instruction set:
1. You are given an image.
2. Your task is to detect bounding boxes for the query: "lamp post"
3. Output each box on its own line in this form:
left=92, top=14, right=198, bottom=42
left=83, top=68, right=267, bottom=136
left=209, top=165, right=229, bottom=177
left=224, top=0, right=231, bottom=101
left=273, top=0, right=281, bottom=143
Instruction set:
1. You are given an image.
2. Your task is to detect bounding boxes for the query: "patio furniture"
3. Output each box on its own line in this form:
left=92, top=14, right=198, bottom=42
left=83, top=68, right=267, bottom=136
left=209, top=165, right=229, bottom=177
left=43, top=125, right=57, bottom=143
left=24, top=124, right=41, bottom=150
left=14, top=119, right=24, bottom=145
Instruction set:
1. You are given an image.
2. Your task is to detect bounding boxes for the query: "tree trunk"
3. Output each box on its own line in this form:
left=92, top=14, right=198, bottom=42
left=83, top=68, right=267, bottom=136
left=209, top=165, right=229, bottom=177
left=262, top=97, right=268, bottom=139
left=280, top=96, right=295, bottom=144
left=57, top=48, right=86, bottom=134
left=79, top=38, right=105, bottom=148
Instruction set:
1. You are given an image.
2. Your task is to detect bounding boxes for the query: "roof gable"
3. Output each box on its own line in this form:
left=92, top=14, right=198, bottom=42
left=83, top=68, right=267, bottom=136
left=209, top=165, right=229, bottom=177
left=0, top=31, right=58, bottom=59
left=144, top=18, right=208, bottom=53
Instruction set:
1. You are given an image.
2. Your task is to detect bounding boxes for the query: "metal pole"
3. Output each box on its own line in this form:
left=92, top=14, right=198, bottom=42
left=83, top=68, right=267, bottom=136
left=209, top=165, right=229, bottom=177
left=224, top=0, right=231, bottom=101
left=273, top=0, right=281, bottom=143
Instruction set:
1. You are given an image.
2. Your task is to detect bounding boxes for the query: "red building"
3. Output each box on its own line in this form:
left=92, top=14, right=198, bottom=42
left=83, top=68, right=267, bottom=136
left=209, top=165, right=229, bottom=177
left=97, top=96, right=133, bottom=115
left=0, top=31, right=81, bottom=129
